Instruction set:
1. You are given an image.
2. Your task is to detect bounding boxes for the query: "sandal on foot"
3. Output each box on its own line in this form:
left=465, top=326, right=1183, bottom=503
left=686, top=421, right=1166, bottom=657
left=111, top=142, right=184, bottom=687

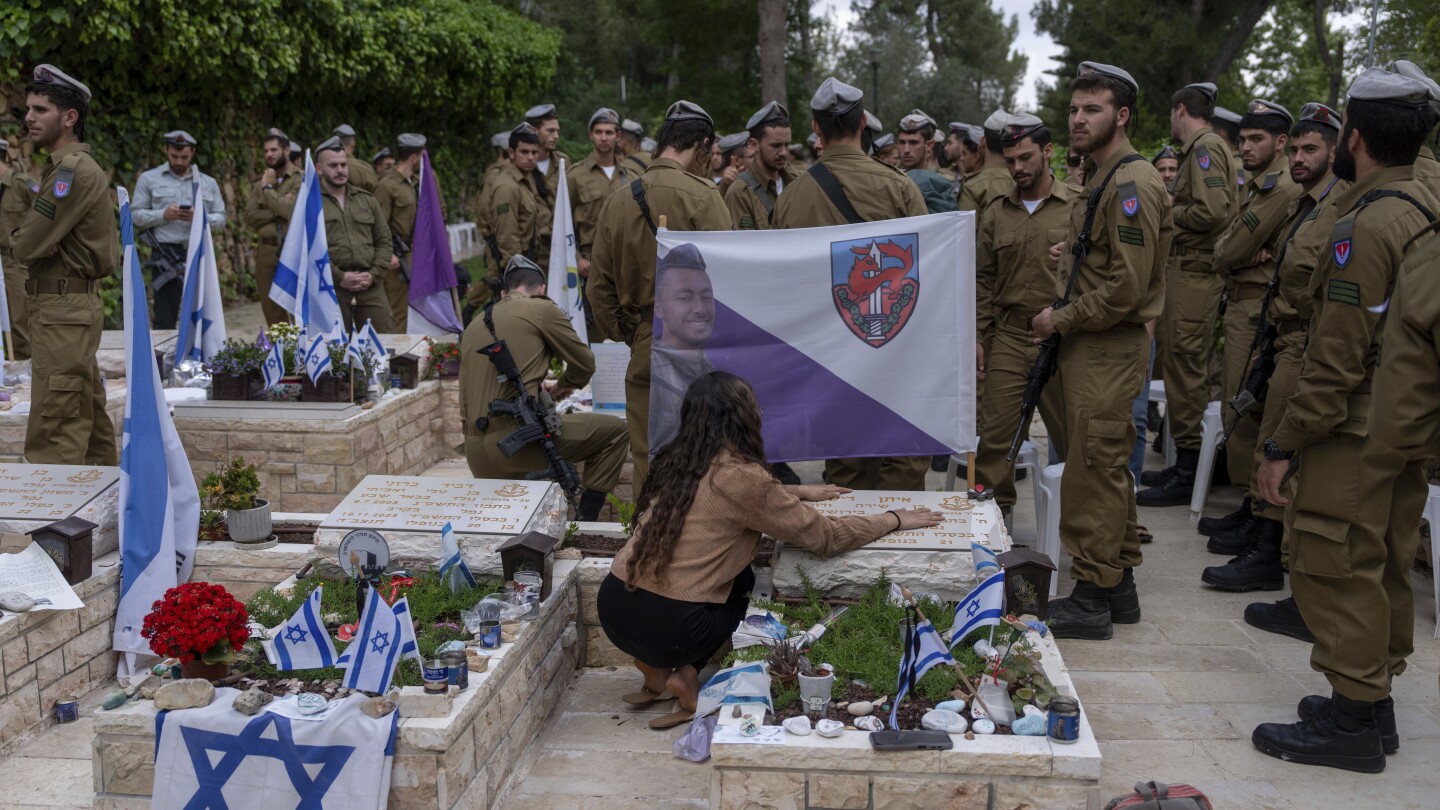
left=621, top=689, right=674, bottom=707
left=648, top=710, right=694, bottom=730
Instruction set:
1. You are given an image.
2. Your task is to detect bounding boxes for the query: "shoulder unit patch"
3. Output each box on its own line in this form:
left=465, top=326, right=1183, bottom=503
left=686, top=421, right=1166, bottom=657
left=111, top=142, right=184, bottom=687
left=1331, top=217, right=1355, bottom=268
left=1262, top=172, right=1279, bottom=191
left=1117, top=180, right=1139, bottom=217
left=54, top=167, right=74, bottom=199
left=1196, top=144, right=1213, bottom=171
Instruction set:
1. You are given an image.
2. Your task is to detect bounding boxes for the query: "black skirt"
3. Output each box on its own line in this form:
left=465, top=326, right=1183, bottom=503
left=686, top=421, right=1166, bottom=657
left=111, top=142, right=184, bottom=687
left=597, top=567, right=756, bottom=671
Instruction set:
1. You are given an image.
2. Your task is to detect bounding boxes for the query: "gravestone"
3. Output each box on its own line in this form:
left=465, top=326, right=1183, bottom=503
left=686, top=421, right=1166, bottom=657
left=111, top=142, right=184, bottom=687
left=312, top=476, right=567, bottom=575
left=770, top=491, right=1010, bottom=601
left=0, top=464, right=121, bottom=561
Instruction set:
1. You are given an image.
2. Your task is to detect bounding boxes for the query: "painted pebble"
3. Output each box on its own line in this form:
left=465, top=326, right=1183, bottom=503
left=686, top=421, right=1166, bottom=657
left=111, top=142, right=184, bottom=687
left=921, top=708, right=968, bottom=733
left=782, top=716, right=812, bottom=736
left=816, top=718, right=845, bottom=738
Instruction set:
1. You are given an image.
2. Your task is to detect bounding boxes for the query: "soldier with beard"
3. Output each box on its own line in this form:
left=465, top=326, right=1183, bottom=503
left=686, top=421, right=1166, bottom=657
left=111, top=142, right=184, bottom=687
left=243, top=128, right=302, bottom=326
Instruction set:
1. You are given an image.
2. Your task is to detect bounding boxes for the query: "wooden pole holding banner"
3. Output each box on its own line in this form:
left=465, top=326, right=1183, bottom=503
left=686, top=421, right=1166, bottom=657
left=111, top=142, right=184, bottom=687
left=3, top=331, right=12, bottom=362
left=966, top=451, right=976, bottom=492
left=657, top=215, right=667, bottom=230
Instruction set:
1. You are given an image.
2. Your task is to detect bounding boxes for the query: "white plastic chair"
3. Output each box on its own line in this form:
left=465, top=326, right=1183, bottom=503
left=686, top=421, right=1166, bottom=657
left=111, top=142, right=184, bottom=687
left=1149, top=379, right=1175, bottom=468
left=1034, top=462, right=1065, bottom=596
left=1189, top=401, right=1224, bottom=522
left=946, top=441, right=1043, bottom=539
left=1423, top=484, right=1440, bottom=639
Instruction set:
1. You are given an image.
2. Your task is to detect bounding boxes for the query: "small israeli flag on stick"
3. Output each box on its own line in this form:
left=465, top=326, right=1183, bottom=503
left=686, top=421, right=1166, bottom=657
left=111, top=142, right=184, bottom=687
left=263, top=587, right=338, bottom=670
left=303, top=331, right=332, bottom=385
left=261, top=340, right=285, bottom=390
left=947, top=570, right=1006, bottom=650
left=437, top=522, right=476, bottom=593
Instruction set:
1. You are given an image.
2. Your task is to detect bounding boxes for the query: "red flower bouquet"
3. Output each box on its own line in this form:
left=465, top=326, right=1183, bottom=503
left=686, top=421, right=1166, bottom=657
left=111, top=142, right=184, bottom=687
left=141, top=582, right=251, bottom=665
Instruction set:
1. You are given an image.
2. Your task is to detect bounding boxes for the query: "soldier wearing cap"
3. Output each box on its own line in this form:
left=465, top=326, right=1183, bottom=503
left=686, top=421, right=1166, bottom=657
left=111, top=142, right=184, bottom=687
left=588, top=100, right=730, bottom=487
left=526, top=103, right=570, bottom=209
left=958, top=110, right=1015, bottom=214
left=459, top=254, right=627, bottom=521
left=972, top=113, right=1077, bottom=513
left=373, top=147, right=395, bottom=176
left=569, top=108, right=641, bottom=299
left=806, top=131, right=823, bottom=161
left=374, top=133, right=427, bottom=331
left=314, top=136, right=393, bottom=333
left=8, top=65, right=117, bottom=465
left=872, top=134, right=900, bottom=167
left=1030, top=61, right=1172, bottom=639
left=481, top=125, right=550, bottom=289
left=1386, top=60, right=1440, bottom=198
left=773, top=77, right=930, bottom=491
left=1212, top=102, right=1344, bottom=616
left=0, top=136, right=40, bottom=359
left=897, top=109, right=958, bottom=214
left=713, top=132, right=751, bottom=196
left=333, top=124, right=377, bottom=192
left=1250, top=68, right=1440, bottom=774
left=289, top=140, right=303, bottom=165
left=725, top=101, right=800, bottom=230
left=1136, top=80, right=1238, bottom=506
left=1152, top=145, right=1180, bottom=190
left=944, top=122, right=981, bottom=199
left=618, top=119, right=651, bottom=173
left=131, top=129, right=227, bottom=330
left=242, top=127, right=302, bottom=326
left=1212, top=105, right=1247, bottom=199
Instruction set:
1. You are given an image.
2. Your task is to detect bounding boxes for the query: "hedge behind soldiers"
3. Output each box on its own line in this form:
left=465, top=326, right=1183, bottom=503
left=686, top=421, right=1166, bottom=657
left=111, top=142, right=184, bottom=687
left=587, top=100, right=730, bottom=487
left=333, top=124, right=377, bottom=191
left=374, top=133, right=425, bottom=331
left=959, top=111, right=1014, bottom=213
left=0, top=144, right=38, bottom=359
left=1249, top=67, right=1440, bottom=775
left=772, top=77, right=930, bottom=491
left=314, top=137, right=393, bottom=333
left=972, top=113, right=1075, bottom=514
left=242, top=128, right=301, bottom=326
left=1030, top=62, right=1171, bottom=639
left=726, top=101, right=800, bottom=230
left=132, top=130, right=227, bottom=330
left=1205, top=103, right=1342, bottom=601
left=460, top=256, right=628, bottom=521
left=1137, top=81, right=1237, bottom=505
left=10, top=66, right=118, bottom=466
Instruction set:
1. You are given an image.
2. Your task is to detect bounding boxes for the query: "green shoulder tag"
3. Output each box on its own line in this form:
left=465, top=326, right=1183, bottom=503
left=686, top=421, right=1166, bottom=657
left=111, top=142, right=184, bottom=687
left=1241, top=210, right=1260, bottom=232
left=1117, top=225, right=1145, bottom=246
left=496, top=202, right=511, bottom=215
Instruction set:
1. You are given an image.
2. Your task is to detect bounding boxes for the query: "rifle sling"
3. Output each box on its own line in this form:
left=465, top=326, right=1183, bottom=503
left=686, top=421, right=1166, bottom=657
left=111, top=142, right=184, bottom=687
left=630, top=179, right=658, bottom=235
left=807, top=161, right=866, bottom=224
left=1058, top=153, right=1145, bottom=308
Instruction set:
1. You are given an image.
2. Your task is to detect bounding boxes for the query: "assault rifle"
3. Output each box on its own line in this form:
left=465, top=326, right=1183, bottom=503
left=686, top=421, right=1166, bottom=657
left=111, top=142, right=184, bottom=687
left=1219, top=274, right=1280, bottom=447
left=476, top=339, right=583, bottom=510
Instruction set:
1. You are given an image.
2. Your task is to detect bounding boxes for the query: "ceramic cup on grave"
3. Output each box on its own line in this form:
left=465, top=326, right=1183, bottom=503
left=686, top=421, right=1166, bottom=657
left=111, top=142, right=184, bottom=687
left=422, top=659, right=450, bottom=693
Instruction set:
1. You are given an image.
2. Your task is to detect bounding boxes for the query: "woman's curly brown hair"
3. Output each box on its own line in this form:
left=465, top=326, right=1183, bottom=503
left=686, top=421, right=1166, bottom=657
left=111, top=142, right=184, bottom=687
left=623, top=371, right=770, bottom=587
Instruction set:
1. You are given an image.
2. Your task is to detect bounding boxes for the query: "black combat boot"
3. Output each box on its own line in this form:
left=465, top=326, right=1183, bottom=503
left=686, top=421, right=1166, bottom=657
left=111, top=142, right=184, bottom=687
left=771, top=463, right=802, bottom=485
left=1135, top=448, right=1198, bottom=507
left=1299, top=695, right=1398, bottom=754
left=1244, top=596, right=1316, bottom=642
left=1106, top=568, right=1142, bottom=624
left=1252, top=693, right=1386, bottom=773
left=576, top=489, right=608, bottom=522
left=1207, top=513, right=1263, bottom=555
left=1201, top=520, right=1284, bottom=591
left=1197, top=497, right=1252, bottom=536
left=1139, top=464, right=1174, bottom=487
left=931, top=455, right=950, bottom=472
left=1047, top=580, right=1114, bottom=640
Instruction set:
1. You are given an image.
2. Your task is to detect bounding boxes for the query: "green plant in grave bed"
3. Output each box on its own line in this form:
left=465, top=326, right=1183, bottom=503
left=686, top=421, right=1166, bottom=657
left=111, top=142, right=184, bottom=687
left=241, top=572, right=501, bottom=688
left=605, top=493, right=636, bottom=536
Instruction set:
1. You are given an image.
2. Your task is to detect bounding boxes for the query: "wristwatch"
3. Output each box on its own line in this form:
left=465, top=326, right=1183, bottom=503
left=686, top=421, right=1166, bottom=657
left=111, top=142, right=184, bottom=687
left=1262, top=439, right=1294, bottom=461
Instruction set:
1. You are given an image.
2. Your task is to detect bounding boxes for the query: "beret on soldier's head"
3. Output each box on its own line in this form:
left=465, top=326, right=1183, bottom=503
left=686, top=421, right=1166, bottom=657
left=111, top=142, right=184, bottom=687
left=1297, top=102, right=1342, bottom=131
left=1184, top=82, right=1218, bottom=101
left=266, top=127, right=290, bottom=143
left=491, top=131, right=510, bottom=149
left=290, top=142, right=303, bottom=157
left=873, top=133, right=896, bottom=150
left=503, top=254, right=544, bottom=278
left=315, top=136, right=345, bottom=154
left=897, top=109, right=937, bottom=132
left=716, top=132, right=750, bottom=153
left=589, top=107, right=620, bottom=129
left=806, top=132, right=819, bottom=146
left=864, top=111, right=883, bottom=133
left=1153, top=145, right=1178, bottom=162
left=999, top=113, right=1045, bottom=145
left=31, top=64, right=91, bottom=102
left=747, top=101, right=790, bottom=130
left=372, top=147, right=392, bottom=162
left=397, top=133, right=427, bottom=149
left=665, top=100, right=713, bottom=126
left=621, top=119, right=645, bottom=137
left=1077, top=61, right=1139, bottom=93
left=1211, top=106, right=1243, bottom=125
left=641, top=137, right=657, bottom=152
left=525, top=103, right=558, bottom=121
left=1246, top=99, right=1294, bottom=127
left=810, top=77, right=863, bottom=115
left=333, top=123, right=356, bottom=138
left=163, top=130, right=197, bottom=148
left=981, top=108, right=1011, bottom=133
left=1347, top=67, right=1436, bottom=109
left=1383, top=60, right=1440, bottom=114
left=657, top=243, right=707, bottom=273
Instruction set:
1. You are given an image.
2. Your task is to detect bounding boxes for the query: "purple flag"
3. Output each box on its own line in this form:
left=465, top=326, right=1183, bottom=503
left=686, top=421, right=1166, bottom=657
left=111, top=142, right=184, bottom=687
left=409, top=151, right=464, bottom=334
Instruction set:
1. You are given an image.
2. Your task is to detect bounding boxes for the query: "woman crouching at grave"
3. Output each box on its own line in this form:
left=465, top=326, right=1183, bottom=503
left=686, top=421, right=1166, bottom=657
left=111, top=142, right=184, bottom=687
left=599, top=371, right=944, bottom=729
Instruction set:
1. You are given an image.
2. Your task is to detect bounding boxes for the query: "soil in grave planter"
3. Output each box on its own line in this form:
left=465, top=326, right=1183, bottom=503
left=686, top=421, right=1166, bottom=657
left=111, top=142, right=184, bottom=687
left=300, top=373, right=357, bottom=403
left=212, top=372, right=263, bottom=401
left=769, top=681, right=1015, bottom=735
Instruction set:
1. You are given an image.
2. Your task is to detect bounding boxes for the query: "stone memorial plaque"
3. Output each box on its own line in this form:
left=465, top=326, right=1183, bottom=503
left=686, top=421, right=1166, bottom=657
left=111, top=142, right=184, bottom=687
left=802, top=491, right=1009, bottom=552
left=0, top=464, right=120, bottom=521
left=320, top=475, right=548, bottom=534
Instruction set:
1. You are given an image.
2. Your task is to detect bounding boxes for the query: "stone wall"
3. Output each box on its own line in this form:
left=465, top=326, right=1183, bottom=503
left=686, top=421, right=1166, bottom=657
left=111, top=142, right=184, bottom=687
left=570, top=535, right=630, bottom=668
left=188, top=540, right=316, bottom=600
left=0, top=388, right=126, bottom=463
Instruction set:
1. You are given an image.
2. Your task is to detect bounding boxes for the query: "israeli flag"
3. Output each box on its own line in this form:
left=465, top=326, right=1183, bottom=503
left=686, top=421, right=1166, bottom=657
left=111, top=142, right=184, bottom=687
left=174, top=179, right=227, bottom=364
left=345, top=319, right=388, bottom=386
left=437, top=522, right=476, bottom=593
left=338, top=586, right=405, bottom=694
left=271, top=150, right=344, bottom=340
left=263, top=587, right=338, bottom=670
left=971, top=542, right=1000, bottom=577
left=890, top=608, right=956, bottom=729
left=365, top=318, right=389, bottom=383
left=112, top=188, right=200, bottom=675
left=392, top=596, right=421, bottom=663
left=302, top=331, right=332, bottom=385
left=261, top=340, right=285, bottom=390
left=948, top=570, right=1005, bottom=650
left=547, top=158, right=587, bottom=342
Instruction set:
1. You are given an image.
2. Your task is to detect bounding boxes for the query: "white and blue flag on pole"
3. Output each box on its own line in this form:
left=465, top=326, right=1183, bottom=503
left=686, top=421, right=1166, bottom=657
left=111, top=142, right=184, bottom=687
left=263, top=587, right=338, bottom=671
left=971, top=542, right=999, bottom=577
left=345, top=319, right=388, bottom=386
left=338, top=585, right=405, bottom=693
left=113, top=188, right=200, bottom=676
left=261, top=340, right=285, bottom=390
left=174, top=178, right=227, bottom=364
left=437, top=522, right=476, bottom=593
left=270, top=150, right=343, bottom=340
left=947, top=570, right=1005, bottom=651
left=890, top=608, right=955, bottom=729
left=302, top=331, right=332, bottom=385
left=392, top=596, right=420, bottom=663
left=547, top=158, right=587, bottom=343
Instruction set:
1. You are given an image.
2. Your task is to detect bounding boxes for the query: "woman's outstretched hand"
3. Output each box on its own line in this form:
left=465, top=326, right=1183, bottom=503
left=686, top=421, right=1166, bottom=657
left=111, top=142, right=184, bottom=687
left=891, top=508, right=944, bottom=531
left=796, top=484, right=852, bottom=501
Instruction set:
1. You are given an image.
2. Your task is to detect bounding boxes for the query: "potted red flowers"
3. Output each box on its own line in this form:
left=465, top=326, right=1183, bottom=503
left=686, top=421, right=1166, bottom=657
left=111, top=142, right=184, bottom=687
left=141, top=582, right=251, bottom=680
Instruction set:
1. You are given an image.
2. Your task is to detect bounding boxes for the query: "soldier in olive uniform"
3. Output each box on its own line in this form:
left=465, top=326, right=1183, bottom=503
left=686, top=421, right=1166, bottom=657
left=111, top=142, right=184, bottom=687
left=726, top=101, right=801, bottom=230
left=588, top=101, right=731, bottom=488
left=10, top=66, right=118, bottom=465
left=897, top=110, right=958, bottom=214
left=525, top=104, right=566, bottom=264
left=242, top=128, right=301, bottom=326
left=374, top=133, right=425, bottom=332
left=570, top=109, right=640, bottom=281
left=1210, top=104, right=1344, bottom=620
left=0, top=150, right=38, bottom=359
left=1137, top=81, right=1238, bottom=505
left=1250, top=68, right=1440, bottom=774
left=333, top=124, right=378, bottom=192
left=1031, top=62, right=1172, bottom=639
left=973, top=114, right=1075, bottom=514
left=487, top=125, right=549, bottom=281
left=772, top=77, right=930, bottom=491
left=460, top=256, right=627, bottom=521
left=373, top=147, right=395, bottom=176
left=1212, top=106, right=1247, bottom=202
left=464, top=131, right=513, bottom=316
left=619, top=119, right=651, bottom=173
left=958, top=112, right=1015, bottom=213
left=314, top=137, right=392, bottom=333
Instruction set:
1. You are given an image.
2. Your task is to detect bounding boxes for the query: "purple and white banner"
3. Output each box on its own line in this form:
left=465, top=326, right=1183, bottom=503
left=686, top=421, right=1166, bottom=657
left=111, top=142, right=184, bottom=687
left=651, top=212, right=974, bottom=462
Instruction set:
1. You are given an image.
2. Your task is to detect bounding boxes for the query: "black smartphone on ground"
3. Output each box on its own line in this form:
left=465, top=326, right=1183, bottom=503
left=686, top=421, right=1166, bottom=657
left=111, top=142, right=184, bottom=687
left=868, top=729, right=954, bottom=751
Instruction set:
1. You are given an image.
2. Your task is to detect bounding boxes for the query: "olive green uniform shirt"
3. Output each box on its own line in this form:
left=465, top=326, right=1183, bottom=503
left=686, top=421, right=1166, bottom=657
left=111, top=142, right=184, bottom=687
left=460, top=293, right=595, bottom=423
left=540, top=150, right=571, bottom=201
left=1270, top=176, right=1347, bottom=324
left=623, top=152, right=652, bottom=174
left=1270, top=166, right=1440, bottom=452
left=0, top=173, right=38, bottom=257
left=374, top=169, right=418, bottom=244
left=958, top=162, right=1011, bottom=214
left=348, top=157, right=378, bottom=192
left=1213, top=151, right=1296, bottom=287
left=321, top=186, right=391, bottom=282
left=1370, top=221, right=1440, bottom=460
left=11, top=143, right=117, bottom=281
left=241, top=168, right=301, bottom=244
left=567, top=152, right=640, bottom=260
left=772, top=144, right=927, bottom=228
left=976, top=178, right=1078, bottom=340
left=724, top=160, right=801, bottom=230
left=489, top=163, right=548, bottom=272
left=1414, top=147, right=1440, bottom=200
left=1170, top=127, right=1237, bottom=253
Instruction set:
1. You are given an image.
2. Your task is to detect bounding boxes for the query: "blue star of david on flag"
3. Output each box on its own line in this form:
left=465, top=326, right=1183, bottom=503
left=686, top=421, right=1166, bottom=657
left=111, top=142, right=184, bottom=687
left=339, top=586, right=406, bottom=693
left=283, top=625, right=308, bottom=644
left=948, top=570, right=1005, bottom=652
left=262, top=587, right=337, bottom=671
left=370, top=631, right=390, bottom=654
left=179, top=712, right=354, bottom=808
